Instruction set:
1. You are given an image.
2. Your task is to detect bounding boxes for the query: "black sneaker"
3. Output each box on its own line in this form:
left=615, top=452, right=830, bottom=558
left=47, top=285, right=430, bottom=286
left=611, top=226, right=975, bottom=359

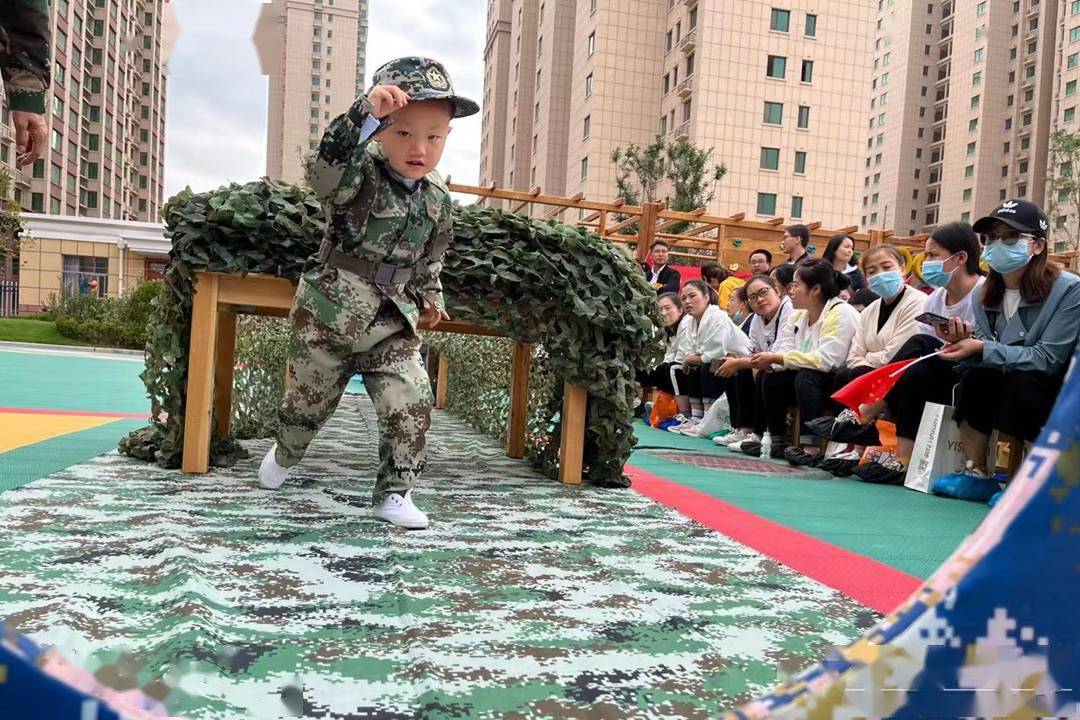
left=783, top=446, right=823, bottom=467
left=853, top=461, right=907, bottom=485
left=804, top=415, right=839, bottom=439
left=830, top=422, right=881, bottom=446
left=769, top=442, right=790, bottom=459
left=819, top=454, right=861, bottom=477
left=739, top=440, right=762, bottom=457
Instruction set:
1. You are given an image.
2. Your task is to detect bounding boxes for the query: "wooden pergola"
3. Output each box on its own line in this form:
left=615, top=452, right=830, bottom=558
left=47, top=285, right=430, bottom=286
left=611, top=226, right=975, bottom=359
left=444, top=180, right=1080, bottom=273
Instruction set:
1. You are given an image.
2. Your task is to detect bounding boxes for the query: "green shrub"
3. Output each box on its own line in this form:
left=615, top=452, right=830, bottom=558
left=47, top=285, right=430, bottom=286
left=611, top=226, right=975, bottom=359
left=121, top=280, right=163, bottom=326
left=55, top=315, right=147, bottom=350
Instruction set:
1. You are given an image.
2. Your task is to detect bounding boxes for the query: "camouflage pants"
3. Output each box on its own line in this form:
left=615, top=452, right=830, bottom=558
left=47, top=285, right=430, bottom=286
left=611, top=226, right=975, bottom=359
left=275, top=275, right=433, bottom=504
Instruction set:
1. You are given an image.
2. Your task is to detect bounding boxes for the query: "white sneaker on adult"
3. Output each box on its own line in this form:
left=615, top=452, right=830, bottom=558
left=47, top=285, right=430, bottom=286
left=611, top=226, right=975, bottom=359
left=728, top=433, right=761, bottom=452
left=372, top=490, right=429, bottom=529
left=677, top=419, right=704, bottom=436
left=723, top=430, right=751, bottom=448
left=259, top=445, right=290, bottom=490
left=666, top=414, right=692, bottom=433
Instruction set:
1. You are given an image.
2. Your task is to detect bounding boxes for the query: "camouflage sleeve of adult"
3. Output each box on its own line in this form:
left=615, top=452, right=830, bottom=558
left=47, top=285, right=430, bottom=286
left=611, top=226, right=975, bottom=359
left=410, top=194, right=453, bottom=312
left=0, top=0, right=52, bottom=113
left=304, top=93, right=381, bottom=205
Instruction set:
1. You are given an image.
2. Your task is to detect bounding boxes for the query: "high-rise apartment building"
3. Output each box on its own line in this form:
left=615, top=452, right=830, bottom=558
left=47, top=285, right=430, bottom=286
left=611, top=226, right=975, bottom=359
left=864, top=0, right=1061, bottom=238
left=0, top=0, right=176, bottom=222
left=254, top=0, right=369, bottom=185
left=480, top=0, right=875, bottom=228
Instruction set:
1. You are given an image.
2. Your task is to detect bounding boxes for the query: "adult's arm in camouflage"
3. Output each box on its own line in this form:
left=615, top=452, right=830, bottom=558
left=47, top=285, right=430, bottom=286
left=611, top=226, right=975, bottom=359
left=0, top=0, right=51, bottom=165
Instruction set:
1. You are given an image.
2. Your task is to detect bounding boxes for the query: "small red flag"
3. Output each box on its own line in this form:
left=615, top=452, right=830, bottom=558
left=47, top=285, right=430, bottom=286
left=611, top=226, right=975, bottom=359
left=831, top=357, right=921, bottom=412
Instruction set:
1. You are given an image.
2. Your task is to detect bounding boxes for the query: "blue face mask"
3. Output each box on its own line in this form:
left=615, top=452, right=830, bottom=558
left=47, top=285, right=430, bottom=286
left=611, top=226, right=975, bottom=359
left=921, top=254, right=957, bottom=288
left=981, top=238, right=1032, bottom=274
left=868, top=269, right=904, bottom=298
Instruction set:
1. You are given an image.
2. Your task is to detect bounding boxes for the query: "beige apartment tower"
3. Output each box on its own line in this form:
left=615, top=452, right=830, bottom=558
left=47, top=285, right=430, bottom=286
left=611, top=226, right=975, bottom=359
left=255, top=0, right=369, bottom=185
left=480, top=0, right=876, bottom=229
left=0, top=0, right=176, bottom=222
left=864, top=0, right=1065, bottom=239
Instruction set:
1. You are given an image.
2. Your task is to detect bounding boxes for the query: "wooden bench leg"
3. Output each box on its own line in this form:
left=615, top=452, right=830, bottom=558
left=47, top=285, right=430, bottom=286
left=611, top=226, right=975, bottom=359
left=434, top=351, right=449, bottom=410
left=790, top=406, right=801, bottom=447
left=506, top=341, right=531, bottom=459
left=1002, top=434, right=1025, bottom=475
left=213, top=309, right=237, bottom=437
left=558, top=382, right=587, bottom=485
left=182, top=274, right=220, bottom=473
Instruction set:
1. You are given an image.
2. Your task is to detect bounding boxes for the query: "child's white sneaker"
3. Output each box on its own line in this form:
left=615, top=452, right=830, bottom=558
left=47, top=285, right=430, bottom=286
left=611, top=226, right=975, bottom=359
left=372, top=490, right=429, bottom=529
left=259, top=445, right=290, bottom=490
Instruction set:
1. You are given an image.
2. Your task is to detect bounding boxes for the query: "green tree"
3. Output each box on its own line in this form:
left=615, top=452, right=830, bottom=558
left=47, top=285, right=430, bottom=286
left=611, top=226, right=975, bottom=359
left=610, top=137, right=727, bottom=212
left=0, top=170, right=25, bottom=264
left=1047, top=129, right=1080, bottom=253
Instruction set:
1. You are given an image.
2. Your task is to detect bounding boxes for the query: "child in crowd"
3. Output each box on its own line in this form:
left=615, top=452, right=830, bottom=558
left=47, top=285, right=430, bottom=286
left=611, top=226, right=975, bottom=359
left=700, top=261, right=746, bottom=311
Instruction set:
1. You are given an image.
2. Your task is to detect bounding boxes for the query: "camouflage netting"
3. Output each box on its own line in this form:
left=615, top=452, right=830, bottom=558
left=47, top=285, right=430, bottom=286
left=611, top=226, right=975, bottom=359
left=119, top=178, right=663, bottom=487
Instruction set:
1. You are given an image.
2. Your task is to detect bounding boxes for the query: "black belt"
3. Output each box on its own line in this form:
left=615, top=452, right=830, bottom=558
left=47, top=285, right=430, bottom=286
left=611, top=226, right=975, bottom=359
left=326, top=249, right=412, bottom=285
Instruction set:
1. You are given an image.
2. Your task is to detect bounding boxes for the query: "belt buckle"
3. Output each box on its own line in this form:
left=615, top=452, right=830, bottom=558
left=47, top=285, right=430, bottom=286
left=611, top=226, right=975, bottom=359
left=373, top=262, right=399, bottom=285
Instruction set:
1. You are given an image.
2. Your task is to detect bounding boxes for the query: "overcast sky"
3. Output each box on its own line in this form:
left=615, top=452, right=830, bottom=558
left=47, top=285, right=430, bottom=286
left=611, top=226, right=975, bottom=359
left=163, top=0, right=485, bottom=199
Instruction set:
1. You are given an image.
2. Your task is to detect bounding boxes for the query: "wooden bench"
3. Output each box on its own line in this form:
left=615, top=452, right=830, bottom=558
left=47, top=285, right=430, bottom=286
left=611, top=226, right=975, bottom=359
left=181, top=271, right=588, bottom=484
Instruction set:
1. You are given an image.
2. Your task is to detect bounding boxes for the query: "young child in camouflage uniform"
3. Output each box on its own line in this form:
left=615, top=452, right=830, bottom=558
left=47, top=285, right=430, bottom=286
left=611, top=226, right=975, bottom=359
left=259, top=57, right=478, bottom=529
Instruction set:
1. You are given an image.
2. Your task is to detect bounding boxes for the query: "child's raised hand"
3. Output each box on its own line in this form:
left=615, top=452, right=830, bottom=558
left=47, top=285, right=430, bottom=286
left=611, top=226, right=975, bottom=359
left=369, top=85, right=410, bottom=119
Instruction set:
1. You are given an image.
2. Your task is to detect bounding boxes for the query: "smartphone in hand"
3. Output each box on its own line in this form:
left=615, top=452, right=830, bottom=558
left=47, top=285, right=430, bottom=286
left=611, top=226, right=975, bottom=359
left=916, top=311, right=950, bottom=327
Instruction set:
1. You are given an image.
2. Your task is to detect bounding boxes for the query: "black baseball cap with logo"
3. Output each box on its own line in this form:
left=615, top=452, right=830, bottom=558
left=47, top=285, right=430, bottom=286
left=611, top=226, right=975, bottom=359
left=972, top=199, right=1049, bottom=237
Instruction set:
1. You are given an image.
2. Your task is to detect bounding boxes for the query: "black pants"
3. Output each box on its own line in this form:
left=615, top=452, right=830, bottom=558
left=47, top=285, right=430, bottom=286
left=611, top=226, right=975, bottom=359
left=674, top=363, right=724, bottom=400
left=883, top=334, right=962, bottom=439
left=762, top=368, right=835, bottom=441
left=954, top=365, right=1064, bottom=442
left=640, top=362, right=678, bottom=396
left=726, top=368, right=761, bottom=431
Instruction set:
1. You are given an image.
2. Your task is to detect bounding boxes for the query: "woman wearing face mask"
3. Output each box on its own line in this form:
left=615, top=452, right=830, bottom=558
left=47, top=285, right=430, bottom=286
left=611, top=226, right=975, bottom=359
left=667, top=280, right=753, bottom=436
left=713, top=274, right=794, bottom=453
left=822, top=233, right=866, bottom=295
left=805, top=245, right=925, bottom=474
left=830, top=223, right=985, bottom=483
left=930, top=200, right=1079, bottom=501
left=638, top=292, right=686, bottom=399
left=747, top=260, right=861, bottom=462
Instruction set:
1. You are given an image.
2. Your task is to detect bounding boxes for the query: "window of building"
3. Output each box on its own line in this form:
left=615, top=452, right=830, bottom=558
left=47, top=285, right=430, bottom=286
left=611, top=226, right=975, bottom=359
left=974, top=48, right=984, bottom=62
left=801, top=59, right=814, bottom=83
left=763, top=101, right=783, bottom=124
left=971, top=94, right=980, bottom=109
left=1071, top=27, right=1080, bottom=42
left=686, top=52, right=695, bottom=76
left=977, top=1, right=986, bottom=15
left=794, top=150, right=807, bottom=174
left=62, top=255, right=108, bottom=296
left=587, top=31, right=595, bottom=56
left=770, top=8, right=790, bottom=32
left=756, top=192, right=777, bottom=215
left=805, top=14, right=817, bottom=37
left=766, top=55, right=786, bottom=78
left=972, top=71, right=982, bottom=85
left=791, top=196, right=804, bottom=218
left=585, top=73, right=593, bottom=97
left=967, top=141, right=976, bottom=156
left=580, top=156, right=589, bottom=180
left=1066, top=107, right=1077, bottom=123
left=583, top=115, right=591, bottom=138
left=760, top=147, right=780, bottom=170
left=682, top=98, right=692, bottom=121
left=797, top=105, right=810, bottom=129
left=1068, top=80, right=1077, bottom=96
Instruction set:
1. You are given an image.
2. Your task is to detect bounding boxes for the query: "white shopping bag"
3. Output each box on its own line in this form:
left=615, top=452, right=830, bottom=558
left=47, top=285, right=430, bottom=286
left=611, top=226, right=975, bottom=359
left=904, top=402, right=996, bottom=493
left=696, top=397, right=732, bottom=437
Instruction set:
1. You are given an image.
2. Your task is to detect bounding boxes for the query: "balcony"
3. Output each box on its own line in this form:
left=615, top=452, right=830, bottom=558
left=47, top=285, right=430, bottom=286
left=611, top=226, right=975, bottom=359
left=13, top=169, right=30, bottom=188
left=677, top=77, right=693, bottom=98
left=0, top=124, right=11, bottom=140
left=674, top=120, right=690, bottom=139
left=679, top=29, right=696, bottom=53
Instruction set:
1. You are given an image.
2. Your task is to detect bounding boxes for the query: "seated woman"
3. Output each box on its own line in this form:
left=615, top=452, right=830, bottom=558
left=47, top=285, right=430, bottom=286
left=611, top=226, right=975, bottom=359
left=637, top=291, right=685, bottom=408
left=770, top=263, right=796, bottom=297
left=668, top=279, right=752, bottom=436
left=713, top=274, right=794, bottom=452
left=746, top=260, right=860, bottom=462
left=932, top=200, right=1080, bottom=501
left=823, top=233, right=866, bottom=297
left=701, top=261, right=746, bottom=311
left=728, top=285, right=753, bottom=334
left=844, top=223, right=985, bottom=484
left=816, top=245, right=926, bottom=468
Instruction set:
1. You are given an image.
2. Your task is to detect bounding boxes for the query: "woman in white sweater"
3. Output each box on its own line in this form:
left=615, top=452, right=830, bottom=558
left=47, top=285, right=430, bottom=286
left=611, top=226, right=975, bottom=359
left=747, top=260, right=860, bottom=462
left=713, top=274, right=793, bottom=451
left=667, top=279, right=752, bottom=434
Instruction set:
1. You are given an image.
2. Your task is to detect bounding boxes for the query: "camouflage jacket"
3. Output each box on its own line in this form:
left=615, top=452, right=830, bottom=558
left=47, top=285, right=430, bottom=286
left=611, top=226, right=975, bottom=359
left=0, top=0, right=51, bottom=113
left=304, top=94, right=453, bottom=332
